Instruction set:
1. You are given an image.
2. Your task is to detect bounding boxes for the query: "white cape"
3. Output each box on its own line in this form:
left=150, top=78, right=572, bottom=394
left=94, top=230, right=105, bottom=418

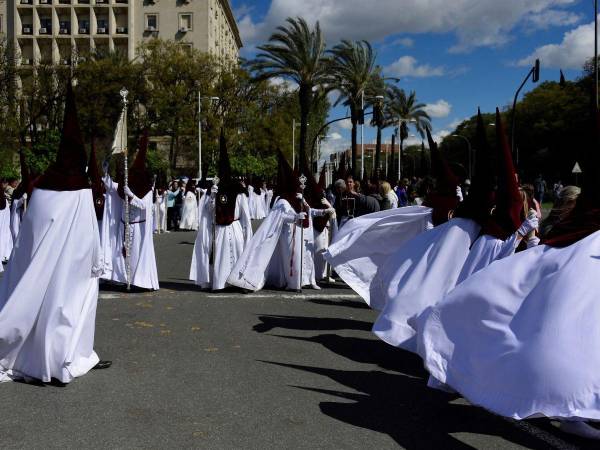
left=324, top=206, right=433, bottom=309
left=189, top=192, right=252, bottom=290
left=248, top=187, right=267, bottom=220
left=419, top=231, right=600, bottom=420
left=372, top=218, right=481, bottom=352
left=0, top=188, right=102, bottom=383
left=100, top=175, right=122, bottom=279
left=10, top=196, right=25, bottom=245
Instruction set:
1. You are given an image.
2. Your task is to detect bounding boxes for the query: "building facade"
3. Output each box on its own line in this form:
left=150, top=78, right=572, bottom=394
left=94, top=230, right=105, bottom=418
left=3, top=0, right=241, bottom=66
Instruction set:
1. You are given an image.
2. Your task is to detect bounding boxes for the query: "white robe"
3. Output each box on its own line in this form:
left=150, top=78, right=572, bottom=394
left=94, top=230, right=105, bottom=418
left=313, top=225, right=330, bottom=281
left=372, top=218, right=481, bottom=353
left=0, top=188, right=102, bottom=383
left=0, top=205, right=13, bottom=262
left=228, top=198, right=325, bottom=291
left=111, top=190, right=160, bottom=290
left=180, top=191, right=199, bottom=230
left=153, top=193, right=167, bottom=233
left=248, top=186, right=267, bottom=220
left=418, top=231, right=600, bottom=421
left=265, top=189, right=274, bottom=211
left=324, top=206, right=433, bottom=308
left=99, top=175, right=122, bottom=280
left=189, top=192, right=252, bottom=290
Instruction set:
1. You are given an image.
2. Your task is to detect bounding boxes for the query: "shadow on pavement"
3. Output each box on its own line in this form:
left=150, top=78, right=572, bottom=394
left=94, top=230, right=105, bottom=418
left=270, top=333, right=426, bottom=378
left=307, top=298, right=370, bottom=310
left=261, top=360, right=552, bottom=450
left=253, top=315, right=372, bottom=334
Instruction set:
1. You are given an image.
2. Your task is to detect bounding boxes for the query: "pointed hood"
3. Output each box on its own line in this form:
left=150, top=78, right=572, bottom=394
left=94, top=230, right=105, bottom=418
left=419, top=141, right=429, bottom=178
left=88, top=137, right=105, bottom=219
left=127, top=129, right=153, bottom=198
left=37, top=82, right=89, bottom=191
left=12, top=148, right=33, bottom=201
left=276, top=150, right=296, bottom=195
left=560, top=70, right=566, bottom=87
left=218, top=128, right=232, bottom=184
left=491, top=108, right=523, bottom=236
left=455, top=109, right=496, bottom=223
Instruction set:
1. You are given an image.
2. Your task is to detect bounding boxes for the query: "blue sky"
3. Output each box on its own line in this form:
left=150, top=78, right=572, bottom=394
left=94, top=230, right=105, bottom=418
left=230, top=0, right=598, bottom=157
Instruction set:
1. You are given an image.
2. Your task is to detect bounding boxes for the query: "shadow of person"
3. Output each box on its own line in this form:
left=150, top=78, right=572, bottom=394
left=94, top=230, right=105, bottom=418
left=269, top=333, right=426, bottom=378
left=259, top=360, right=553, bottom=450
left=307, top=298, right=370, bottom=310
left=253, top=315, right=373, bottom=334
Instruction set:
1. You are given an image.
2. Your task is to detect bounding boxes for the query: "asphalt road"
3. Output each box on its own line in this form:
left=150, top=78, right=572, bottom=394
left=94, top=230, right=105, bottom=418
left=1, top=230, right=595, bottom=449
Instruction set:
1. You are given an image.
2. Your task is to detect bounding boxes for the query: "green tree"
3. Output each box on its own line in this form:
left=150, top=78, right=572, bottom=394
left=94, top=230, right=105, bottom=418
left=251, top=17, right=330, bottom=169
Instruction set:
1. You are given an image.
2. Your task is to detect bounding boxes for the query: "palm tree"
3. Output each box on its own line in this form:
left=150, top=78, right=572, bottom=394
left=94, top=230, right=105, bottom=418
left=384, top=86, right=431, bottom=180
left=328, top=40, right=380, bottom=176
left=251, top=17, right=329, bottom=168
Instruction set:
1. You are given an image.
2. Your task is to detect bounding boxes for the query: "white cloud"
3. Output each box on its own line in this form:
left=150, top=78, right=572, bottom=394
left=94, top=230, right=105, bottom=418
left=329, top=132, right=343, bottom=140
left=517, top=16, right=599, bottom=69
left=447, top=117, right=468, bottom=130
left=268, top=77, right=297, bottom=93
left=392, top=37, right=415, bottom=48
left=526, top=9, right=581, bottom=29
left=337, top=118, right=353, bottom=130
left=236, top=0, right=578, bottom=54
left=385, top=56, right=445, bottom=78
left=424, top=99, right=452, bottom=118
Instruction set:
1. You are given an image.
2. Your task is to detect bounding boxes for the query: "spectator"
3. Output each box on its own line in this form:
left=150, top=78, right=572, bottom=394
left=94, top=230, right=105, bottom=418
left=521, top=183, right=542, bottom=219
left=167, top=181, right=182, bottom=230
left=553, top=180, right=563, bottom=202
left=533, top=174, right=547, bottom=204
left=380, top=181, right=398, bottom=209
left=394, top=179, right=409, bottom=207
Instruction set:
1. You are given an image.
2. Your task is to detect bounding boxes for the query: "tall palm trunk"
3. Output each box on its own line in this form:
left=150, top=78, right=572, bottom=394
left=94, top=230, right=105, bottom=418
left=399, top=136, right=405, bottom=180
left=351, top=106, right=358, bottom=176
left=374, top=125, right=382, bottom=180
left=298, top=84, right=312, bottom=169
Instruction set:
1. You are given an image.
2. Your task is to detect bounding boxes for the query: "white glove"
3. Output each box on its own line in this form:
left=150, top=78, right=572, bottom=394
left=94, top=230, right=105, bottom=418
left=295, top=212, right=307, bottom=221
left=456, top=186, right=463, bottom=202
left=211, top=185, right=219, bottom=195
left=518, top=216, right=539, bottom=236
left=22, top=192, right=28, bottom=201
left=527, top=236, right=540, bottom=248
left=295, top=193, right=303, bottom=200
left=124, top=185, right=135, bottom=199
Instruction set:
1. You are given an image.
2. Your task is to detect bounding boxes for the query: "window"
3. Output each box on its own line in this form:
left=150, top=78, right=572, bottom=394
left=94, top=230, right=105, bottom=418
left=179, top=13, right=193, bottom=31
left=145, top=13, right=158, bottom=31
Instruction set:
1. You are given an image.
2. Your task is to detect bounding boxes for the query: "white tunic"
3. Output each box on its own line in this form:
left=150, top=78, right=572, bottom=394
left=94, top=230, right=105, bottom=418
left=0, top=188, right=102, bottom=383
left=372, top=218, right=481, bottom=353
left=100, top=175, right=123, bottom=280
left=228, top=199, right=325, bottom=291
left=111, top=190, right=160, bottom=290
left=180, top=191, right=199, bottom=230
left=153, top=193, right=167, bottom=233
left=10, top=196, right=26, bottom=245
left=248, top=186, right=267, bottom=220
left=189, top=192, right=252, bottom=290
left=418, top=231, right=600, bottom=421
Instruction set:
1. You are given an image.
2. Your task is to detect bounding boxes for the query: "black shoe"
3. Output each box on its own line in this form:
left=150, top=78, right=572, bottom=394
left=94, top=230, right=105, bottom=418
left=93, top=360, right=112, bottom=370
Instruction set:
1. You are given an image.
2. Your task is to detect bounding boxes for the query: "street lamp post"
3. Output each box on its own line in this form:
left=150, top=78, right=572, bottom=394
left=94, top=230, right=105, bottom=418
left=511, top=58, right=540, bottom=165
left=451, top=134, right=473, bottom=180
left=198, top=92, right=219, bottom=179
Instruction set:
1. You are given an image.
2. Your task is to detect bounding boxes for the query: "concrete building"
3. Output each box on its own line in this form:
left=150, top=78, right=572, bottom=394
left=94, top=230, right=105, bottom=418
left=1, top=0, right=6, bottom=37
left=3, top=0, right=241, bottom=66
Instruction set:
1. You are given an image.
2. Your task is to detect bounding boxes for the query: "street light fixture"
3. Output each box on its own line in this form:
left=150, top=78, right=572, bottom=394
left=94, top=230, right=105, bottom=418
left=450, top=134, right=473, bottom=179
left=198, top=94, right=219, bottom=179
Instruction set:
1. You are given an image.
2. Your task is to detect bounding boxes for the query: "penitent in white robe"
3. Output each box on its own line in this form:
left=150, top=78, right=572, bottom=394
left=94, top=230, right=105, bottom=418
left=10, top=196, right=26, bottom=246
left=418, top=230, right=600, bottom=421
left=189, top=192, right=252, bottom=290
left=153, top=192, right=167, bottom=233
left=248, top=186, right=267, bottom=220
left=228, top=198, right=325, bottom=291
left=371, top=218, right=481, bottom=353
left=0, top=188, right=103, bottom=383
left=111, top=190, right=160, bottom=290
left=180, top=191, right=199, bottom=230
left=324, top=206, right=433, bottom=308
left=100, top=175, right=122, bottom=280
left=0, top=205, right=13, bottom=263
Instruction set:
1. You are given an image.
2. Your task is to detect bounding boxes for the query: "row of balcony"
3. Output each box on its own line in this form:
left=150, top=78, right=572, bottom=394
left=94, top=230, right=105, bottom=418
left=19, top=0, right=129, bottom=5
left=21, top=23, right=128, bottom=34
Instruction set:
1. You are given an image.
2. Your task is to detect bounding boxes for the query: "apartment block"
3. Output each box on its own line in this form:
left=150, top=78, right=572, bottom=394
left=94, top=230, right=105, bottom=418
left=4, top=0, right=241, bottom=66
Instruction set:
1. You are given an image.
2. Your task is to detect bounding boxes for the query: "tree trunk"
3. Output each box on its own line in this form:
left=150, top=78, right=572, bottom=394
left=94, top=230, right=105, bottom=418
left=374, top=125, right=382, bottom=180
left=298, top=84, right=312, bottom=170
left=351, top=106, right=358, bottom=177
left=399, top=136, right=404, bottom=180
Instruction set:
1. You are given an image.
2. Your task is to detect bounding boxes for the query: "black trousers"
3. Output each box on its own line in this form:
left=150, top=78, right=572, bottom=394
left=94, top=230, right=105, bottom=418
left=167, top=206, right=180, bottom=230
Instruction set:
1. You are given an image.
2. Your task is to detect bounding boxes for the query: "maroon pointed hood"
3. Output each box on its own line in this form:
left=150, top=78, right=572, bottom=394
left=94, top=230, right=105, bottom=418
left=127, top=130, right=153, bottom=199
left=37, top=82, right=89, bottom=191
left=12, top=149, right=33, bottom=201
left=88, top=137, right=105, bottom=219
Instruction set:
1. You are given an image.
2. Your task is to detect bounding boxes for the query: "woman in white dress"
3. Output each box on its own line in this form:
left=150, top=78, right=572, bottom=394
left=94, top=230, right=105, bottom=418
left=179, top=183, right=199, bottom=231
